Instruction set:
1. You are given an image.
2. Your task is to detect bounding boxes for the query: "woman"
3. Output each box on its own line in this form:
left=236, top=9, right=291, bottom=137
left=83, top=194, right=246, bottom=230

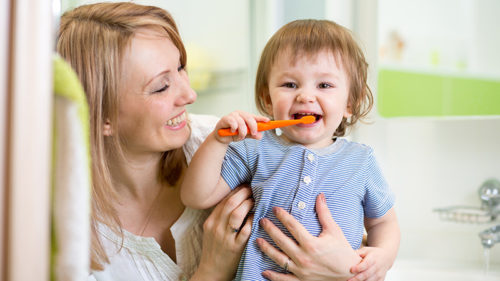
left=57, top=2, right=366, bottom=281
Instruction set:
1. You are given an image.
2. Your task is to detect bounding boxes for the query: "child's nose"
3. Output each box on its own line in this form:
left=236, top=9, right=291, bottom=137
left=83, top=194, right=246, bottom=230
left=296, top=92, right=316, bottom=103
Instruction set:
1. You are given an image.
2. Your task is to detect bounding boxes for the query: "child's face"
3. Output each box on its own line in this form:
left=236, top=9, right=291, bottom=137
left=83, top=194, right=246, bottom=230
left=265, top=49, right=351, bottom=149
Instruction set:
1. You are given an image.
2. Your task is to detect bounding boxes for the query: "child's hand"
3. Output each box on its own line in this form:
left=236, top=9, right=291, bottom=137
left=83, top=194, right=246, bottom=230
left=214, top=111, right=269, bottom=143
left=348, top=246, right=393, bottom=281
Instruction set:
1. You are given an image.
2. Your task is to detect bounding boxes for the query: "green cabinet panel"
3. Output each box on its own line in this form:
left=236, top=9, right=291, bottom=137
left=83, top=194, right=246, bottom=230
left=378, top=69, right=500, bottom=117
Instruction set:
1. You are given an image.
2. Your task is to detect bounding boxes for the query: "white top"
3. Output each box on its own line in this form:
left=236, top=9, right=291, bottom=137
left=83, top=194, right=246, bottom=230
left=88, top=114, right=218, bottom=281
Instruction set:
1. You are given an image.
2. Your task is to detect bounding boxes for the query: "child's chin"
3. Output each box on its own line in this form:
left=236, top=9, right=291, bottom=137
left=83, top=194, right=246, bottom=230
left=283, top=132, right=315, bottom=145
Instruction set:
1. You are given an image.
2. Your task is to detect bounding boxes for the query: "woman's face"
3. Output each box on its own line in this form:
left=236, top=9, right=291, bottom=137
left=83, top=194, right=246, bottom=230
left=115, top=28, right=196, bottom=157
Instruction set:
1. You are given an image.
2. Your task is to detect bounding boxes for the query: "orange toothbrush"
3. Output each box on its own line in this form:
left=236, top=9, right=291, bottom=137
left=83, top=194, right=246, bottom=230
left=218, top=115, right=316, bottom=137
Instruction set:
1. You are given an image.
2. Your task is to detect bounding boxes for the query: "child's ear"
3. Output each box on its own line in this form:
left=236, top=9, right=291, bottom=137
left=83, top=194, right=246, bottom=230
left=344, top=102, right=353, bottom=118
left=103, top=119, right=113, bottom=136
left=263, top=91, right=273, bottom=116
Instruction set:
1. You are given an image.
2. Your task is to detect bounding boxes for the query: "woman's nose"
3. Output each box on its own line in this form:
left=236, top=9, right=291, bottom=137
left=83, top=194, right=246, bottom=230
left=175, top=76, right=197, bottom=106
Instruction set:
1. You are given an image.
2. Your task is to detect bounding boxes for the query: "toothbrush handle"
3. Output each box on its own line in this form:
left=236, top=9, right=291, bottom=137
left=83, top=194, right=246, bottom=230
left=217, top=128, right=242, bottom=137
left=217, top=120, right=299, bottom=137
left=218, top=124, right=258, bottom=137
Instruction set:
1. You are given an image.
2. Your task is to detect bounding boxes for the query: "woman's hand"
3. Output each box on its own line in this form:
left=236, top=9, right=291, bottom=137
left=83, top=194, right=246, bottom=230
left=257, top=193, right=362, bottom=281
left=191, top=186, right=254, bottom=281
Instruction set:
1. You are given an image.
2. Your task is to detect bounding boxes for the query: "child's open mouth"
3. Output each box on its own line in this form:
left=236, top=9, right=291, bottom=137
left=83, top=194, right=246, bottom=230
left=292, top=113, right=322, bottom=122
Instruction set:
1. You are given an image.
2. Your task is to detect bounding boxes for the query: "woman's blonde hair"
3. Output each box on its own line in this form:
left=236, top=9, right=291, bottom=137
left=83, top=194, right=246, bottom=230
left=57, top=2, right=187, bottom=270
left=255, top=19, right=373, bottom=137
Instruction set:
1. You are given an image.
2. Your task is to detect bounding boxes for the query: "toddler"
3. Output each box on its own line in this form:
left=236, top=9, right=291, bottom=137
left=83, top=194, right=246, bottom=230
left=182, top=19, right=399, bottom=281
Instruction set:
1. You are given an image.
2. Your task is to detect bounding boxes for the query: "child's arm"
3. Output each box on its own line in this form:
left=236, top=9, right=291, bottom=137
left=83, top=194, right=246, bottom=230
left=348, top=207, right=400, bottom=281
left=180, top=111, right=269, bottom=209
left=181, top=131, right=233, bottom=209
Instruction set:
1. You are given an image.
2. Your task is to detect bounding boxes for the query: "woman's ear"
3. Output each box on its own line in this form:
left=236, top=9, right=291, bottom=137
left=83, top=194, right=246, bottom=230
left=103, top=119, right=113, bottom=136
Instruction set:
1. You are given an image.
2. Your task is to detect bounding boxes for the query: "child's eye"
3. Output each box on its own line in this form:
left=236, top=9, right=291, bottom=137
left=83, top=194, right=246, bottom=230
left=153, top=84, right=169, bottom=93
left=318, top=82, right=333, bottom=89
left=177, top=64, right=185, bottom=72
left=282, top=82, right=297, bottom=89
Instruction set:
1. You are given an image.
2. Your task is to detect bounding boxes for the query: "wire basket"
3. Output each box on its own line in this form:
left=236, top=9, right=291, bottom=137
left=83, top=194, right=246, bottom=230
left=434, top=206, right=496, bottom=224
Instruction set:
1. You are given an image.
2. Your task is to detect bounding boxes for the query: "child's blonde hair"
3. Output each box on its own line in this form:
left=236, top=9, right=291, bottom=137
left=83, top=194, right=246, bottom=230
left=255, top=19, right=373, bottom=137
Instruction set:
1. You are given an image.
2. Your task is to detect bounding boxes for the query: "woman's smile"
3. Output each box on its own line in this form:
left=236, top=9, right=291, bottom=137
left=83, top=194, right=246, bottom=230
left=165, top=111, right=187, bottom=129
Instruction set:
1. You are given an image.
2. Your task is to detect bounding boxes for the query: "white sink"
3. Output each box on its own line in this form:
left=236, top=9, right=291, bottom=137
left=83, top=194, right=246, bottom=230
left=385, top=259, right=500, bottom=281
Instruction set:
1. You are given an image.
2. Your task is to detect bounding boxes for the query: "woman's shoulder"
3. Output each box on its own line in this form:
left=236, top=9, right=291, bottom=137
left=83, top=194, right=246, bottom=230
left=184, top=113, right=219, bottom=164
left=189, top=113, right=219, bottom=131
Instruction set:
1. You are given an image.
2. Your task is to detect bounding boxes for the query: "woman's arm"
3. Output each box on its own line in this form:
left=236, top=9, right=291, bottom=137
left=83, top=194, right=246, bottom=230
left=189, top=186, right=254, bottom=281
left=257, top=193, right=362, bottom=281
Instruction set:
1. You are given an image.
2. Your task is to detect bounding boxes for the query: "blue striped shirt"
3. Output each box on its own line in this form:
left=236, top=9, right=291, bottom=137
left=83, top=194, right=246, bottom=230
left=221, top=131, right=394, bottom=281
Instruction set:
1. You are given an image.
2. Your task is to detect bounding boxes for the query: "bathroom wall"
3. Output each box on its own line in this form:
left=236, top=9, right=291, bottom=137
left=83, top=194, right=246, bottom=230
left=370, top=0, right=500, bottom=268
left=155, top=0, right=254, bottom=116
left=355, top=116, right=500, bottom=267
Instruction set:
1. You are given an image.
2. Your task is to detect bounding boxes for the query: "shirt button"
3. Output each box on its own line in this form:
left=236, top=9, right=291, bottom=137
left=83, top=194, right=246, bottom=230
left=308, top=153, right=315, bottom=162
left=303, top=176, right=312, bottom=184
left=298, top=201, right=306, bottom=209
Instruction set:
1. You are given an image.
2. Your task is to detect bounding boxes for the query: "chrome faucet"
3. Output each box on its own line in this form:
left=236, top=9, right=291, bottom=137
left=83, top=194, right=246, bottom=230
left=479, top=224, right=500, bottom=248
left=478, top=179, right=500, bottom=248
left=479, top=178, right=500, bottom=219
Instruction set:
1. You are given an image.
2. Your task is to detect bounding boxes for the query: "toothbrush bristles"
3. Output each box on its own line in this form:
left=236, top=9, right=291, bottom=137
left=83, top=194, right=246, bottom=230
left=301, top=115, right=316, bottom=124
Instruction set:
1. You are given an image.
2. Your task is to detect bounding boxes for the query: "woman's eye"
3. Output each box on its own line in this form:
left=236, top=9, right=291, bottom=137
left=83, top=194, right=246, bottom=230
left=282, top=82, right=297, bottom=88
left=153, top=84, right=169, bottom=93
left=177, top=64, right=185, bottom=72
left=319, top=82, right=333, bottom=89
